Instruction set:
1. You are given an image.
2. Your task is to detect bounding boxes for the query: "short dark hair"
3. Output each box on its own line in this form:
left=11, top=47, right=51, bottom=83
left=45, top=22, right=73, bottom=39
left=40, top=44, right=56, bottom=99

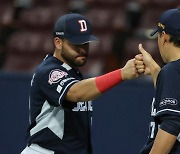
left=159, top=32, right=180, bottom=48
left=169, top=34, right=180, bottom=48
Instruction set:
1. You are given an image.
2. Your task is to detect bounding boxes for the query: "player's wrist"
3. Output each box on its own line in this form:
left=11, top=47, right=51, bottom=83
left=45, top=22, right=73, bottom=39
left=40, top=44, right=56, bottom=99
left=121, top=67, right=134, bottom=80
left=121, top=68, right=126, bottom=80
left=149, top=60, right=161, bottom=74
left=95, top=69, right=122, bottom=93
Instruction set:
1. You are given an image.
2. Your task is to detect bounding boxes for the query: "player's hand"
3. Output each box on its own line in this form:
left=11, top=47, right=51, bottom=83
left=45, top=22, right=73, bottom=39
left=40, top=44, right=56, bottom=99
left=134, top=54, right=146, bottom=74
left=135, top=44, right=154, bottom=75
left=121, top=59, right=139, bottom=80
left=135, top=54, right=150, bottom=75
left=138, top=44, right=153, bottom=65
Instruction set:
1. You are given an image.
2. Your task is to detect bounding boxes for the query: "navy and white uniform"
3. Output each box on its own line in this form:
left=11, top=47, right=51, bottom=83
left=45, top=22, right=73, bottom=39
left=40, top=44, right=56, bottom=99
left=141, top=59, right=180, bottom=154
left=23, top=54, right=93, bottom=154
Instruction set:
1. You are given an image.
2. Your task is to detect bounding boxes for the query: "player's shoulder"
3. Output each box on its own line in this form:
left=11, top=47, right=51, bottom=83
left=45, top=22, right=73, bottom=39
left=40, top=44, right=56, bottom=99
left=32, top=55, right=74, bottom=85
left=161, top=59, right=180, bottom=76
left=35, top=54, right=71, bottom=76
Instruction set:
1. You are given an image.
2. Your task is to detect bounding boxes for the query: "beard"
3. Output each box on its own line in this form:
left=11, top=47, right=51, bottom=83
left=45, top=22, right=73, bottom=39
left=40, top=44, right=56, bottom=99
left=61, top=47, right=87, bottom=67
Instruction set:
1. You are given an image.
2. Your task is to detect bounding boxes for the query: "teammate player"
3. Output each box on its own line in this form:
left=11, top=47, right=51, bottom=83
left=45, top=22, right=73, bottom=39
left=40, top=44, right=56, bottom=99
left=136, top=8, right=180, bottom=154
left=20, top=13, right=140, bottom=154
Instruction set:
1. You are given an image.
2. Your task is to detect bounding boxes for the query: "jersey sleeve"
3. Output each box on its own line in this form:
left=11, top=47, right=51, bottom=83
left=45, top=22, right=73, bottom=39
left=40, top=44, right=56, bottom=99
left=36, top=68, right=79, bottom=106
left=159, top=115, right=180, bottom=136
left=155, top=65, right=180, bottom=117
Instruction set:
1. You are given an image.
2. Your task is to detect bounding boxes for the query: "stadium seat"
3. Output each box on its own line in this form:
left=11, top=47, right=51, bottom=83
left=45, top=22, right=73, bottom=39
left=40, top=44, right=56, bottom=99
left=1, top=0, right=169, bottom=73
left=4, top=30, right=53, bottom=72
left=90, top=0, right=124, bottom=7
left=0, top=4, right=13, bottom=28
left=6, top=30, right=53, bottom=54
left=85, top=8, right=118, bottom=32
left=80, top=56, right=104, bottom=77
left=19, top=6, right=68, bottom=31
left=138, top=7, right=166, bottom=29
left=33, top=0, right=68, bottom=6
left=4, top=52, right=44, bottom=72
left=0, top=0, right=12, bottom=4
left=90, top=32, right=113, bottom=56
left=149, top=0, right=179, bottom=8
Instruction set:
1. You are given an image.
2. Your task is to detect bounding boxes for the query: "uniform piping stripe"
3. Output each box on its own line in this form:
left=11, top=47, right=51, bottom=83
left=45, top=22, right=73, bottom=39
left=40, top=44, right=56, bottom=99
left=61, top=63, right=72, bottom=71
left=58, top=80, right=79, bottom=105
left=156, top=109, right=180, bottom=115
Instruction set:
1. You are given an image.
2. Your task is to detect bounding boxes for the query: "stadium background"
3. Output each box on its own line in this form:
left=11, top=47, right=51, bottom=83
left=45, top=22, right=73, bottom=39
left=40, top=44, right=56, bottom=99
left=0, top=0, right=179, bottom=153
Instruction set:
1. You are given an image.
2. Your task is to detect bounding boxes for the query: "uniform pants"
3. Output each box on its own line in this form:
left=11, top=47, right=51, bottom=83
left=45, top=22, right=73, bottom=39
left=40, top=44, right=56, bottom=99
left=21, top=144, right=54, bottom=154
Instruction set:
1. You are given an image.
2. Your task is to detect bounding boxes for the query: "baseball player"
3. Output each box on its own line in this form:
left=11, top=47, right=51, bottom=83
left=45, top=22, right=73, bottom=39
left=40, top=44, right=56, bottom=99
left=20, top=13, right=140, bottom=154
left=135, top=8, right=180, bottom=154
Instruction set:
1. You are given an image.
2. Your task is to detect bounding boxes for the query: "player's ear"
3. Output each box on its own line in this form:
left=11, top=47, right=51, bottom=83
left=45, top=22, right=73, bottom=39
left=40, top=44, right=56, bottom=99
left=162, top=31, right=170, bottom=45
left=54, top=37, right=63, bottom=50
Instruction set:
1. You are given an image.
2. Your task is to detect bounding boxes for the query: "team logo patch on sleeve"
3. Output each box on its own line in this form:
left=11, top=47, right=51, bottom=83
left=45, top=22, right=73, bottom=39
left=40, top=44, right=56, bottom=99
left=159, top=98, right=178, bottom=107
left=48, top=69, right=68, bottom=85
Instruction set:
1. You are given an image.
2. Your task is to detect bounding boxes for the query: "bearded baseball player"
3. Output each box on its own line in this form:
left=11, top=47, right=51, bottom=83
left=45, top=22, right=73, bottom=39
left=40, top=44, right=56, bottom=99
left=20, top=13, right=140, bottom=154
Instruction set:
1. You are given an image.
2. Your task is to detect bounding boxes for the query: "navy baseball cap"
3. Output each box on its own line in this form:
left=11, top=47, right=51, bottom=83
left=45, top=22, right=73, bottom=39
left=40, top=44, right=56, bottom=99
left=150, top=8, right=180, bottom=36
left=53, top=13, right=98, bottom=44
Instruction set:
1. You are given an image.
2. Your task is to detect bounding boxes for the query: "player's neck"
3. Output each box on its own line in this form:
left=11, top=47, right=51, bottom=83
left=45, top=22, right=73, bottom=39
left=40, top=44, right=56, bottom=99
left=53, top=50, right=74, bottom=68
left=168, top=46, right=180, bottom=62
left=53, top=50, right=65, bottom=63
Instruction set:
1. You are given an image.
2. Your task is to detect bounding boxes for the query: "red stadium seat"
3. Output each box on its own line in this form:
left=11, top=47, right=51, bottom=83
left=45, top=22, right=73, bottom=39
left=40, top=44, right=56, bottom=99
left=80, top=56, right=104, bottom=77
left=85, top=8, right=116, bottom=32
left=33, top=0, right=68, bottom=6
left=4, top=53, right=44, bottom=72
left=4, top=30, right=53, bottom=72
left=0, top=0, right=12, bottom=4
left=6, top=31, right=53, bottom=55
left=0, top=4, right=13, bottom=28
left=89, top=32, right=113, bottom=56
left=138, top=7, right=166, bottom=29
left=2, top=0, right=169, bottom=73
left=19, top=6, right=68, bottom=31
left=149, top=0, right=179, bottom=8
left=89, top=0, right=125, bottom=7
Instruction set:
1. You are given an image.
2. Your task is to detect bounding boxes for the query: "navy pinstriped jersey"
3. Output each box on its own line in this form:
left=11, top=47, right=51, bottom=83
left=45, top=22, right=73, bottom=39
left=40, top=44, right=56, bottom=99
left=27, top=54, right=93, bottom=154
left=141, top=59, right=180, bottom=154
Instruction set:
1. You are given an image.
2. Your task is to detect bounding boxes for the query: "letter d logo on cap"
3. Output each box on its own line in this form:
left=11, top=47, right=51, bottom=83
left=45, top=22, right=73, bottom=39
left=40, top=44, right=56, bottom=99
left=78, top=20, right=87, bottom=32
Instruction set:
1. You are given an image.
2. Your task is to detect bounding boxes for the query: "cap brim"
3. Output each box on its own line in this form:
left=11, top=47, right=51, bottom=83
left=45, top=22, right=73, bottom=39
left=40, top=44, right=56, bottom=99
left=150, top=29, right=158, bottom=36
left=66, top=35, right=99, bottom=45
